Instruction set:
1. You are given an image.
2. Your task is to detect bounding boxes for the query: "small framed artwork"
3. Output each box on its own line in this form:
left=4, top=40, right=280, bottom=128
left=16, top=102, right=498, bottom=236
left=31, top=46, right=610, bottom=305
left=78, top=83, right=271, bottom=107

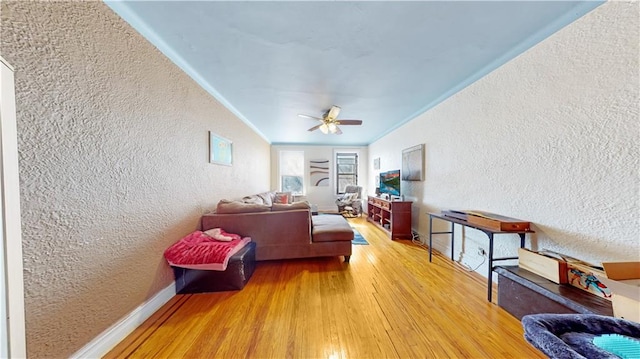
left=373, top=157, right=380, bottom=170
left=402, top=144, right=425, bottom=181
left=209, top=132, right=233, bottom=166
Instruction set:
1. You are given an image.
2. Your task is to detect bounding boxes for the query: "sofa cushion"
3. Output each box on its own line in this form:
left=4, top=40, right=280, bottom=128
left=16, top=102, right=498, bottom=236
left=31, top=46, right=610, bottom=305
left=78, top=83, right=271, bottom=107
left=271, top=201, right=310, bottom=211
left=217, top=200, right=271, bottom=214
left=312, top=215, right=354, bottom=242
left=241, top=191, right=275, bottom=206
left=257, top=191, right=275, bottom=206
left=242, top=195, right=264, bottom=205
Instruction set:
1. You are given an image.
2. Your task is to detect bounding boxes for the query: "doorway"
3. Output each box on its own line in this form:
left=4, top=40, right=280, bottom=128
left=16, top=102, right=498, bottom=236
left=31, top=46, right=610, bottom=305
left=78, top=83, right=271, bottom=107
left=1, top=55, right=26, bottom=357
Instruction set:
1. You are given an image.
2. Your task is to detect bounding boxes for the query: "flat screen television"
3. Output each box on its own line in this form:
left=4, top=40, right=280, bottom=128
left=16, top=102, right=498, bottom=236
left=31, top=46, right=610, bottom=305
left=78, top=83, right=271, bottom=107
left=379, top=170, right=401, bottom=196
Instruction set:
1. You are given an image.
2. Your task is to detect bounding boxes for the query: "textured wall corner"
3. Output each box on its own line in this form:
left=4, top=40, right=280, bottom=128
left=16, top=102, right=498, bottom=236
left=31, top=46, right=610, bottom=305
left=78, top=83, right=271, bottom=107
left=1, top=2, right=270, bottom=358
left=370, top=1, right=639, bottom=274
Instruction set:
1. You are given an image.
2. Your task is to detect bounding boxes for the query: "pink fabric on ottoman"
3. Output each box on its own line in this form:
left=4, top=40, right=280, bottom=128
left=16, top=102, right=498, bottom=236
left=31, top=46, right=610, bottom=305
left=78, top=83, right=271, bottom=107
left=164, top=231, right=251, bottom=271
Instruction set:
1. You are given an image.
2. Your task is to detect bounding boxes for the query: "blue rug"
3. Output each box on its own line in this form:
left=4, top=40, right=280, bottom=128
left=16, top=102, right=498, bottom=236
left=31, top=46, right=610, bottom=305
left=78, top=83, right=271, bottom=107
left=352, top=229, right=369, bottom=245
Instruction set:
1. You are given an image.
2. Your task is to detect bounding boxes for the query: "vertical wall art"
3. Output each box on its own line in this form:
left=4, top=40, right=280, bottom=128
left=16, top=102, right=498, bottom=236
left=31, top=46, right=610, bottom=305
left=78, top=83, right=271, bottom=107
left=402, top=144, right=425, bottom=181
left=209, top=132, right=233, bottom=166
left=309, top=159, right=329, bottom=186
left=373, top=157, right=380, bottom=170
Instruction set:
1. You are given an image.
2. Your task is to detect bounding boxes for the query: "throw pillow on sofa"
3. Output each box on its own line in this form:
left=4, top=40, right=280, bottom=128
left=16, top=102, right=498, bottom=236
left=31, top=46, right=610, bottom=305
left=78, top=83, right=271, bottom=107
left=257, top=191, right=276, bottom=206
left=242, top=195, right=263, bottom=205
left=274, top=192, right=292, bottom=204
left=338, top=192, right=358, bottom=202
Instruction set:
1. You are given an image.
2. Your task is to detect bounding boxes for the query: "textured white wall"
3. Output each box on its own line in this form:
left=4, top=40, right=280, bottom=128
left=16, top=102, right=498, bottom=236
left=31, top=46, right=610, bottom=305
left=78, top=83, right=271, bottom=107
left=270, top=145, right=368, bottom=211
left=1, top=2, right=270, bottom=358
left=369, top=2, right=639, bottom=275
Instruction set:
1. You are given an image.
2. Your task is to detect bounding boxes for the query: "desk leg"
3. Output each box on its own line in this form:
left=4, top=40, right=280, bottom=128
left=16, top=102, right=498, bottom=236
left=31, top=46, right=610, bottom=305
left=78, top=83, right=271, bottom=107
left=450, top=221, right=455, bottom=260
left=519, top=233, right=525, bottom=248
left=429, top=215, right=433, bottom=262
left=487, top=233, right=494, bottom=303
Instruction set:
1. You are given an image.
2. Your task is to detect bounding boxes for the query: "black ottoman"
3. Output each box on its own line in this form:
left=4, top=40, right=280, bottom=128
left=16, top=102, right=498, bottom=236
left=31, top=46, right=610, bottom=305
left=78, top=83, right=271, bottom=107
left=172, top=242, right=256, bottom=294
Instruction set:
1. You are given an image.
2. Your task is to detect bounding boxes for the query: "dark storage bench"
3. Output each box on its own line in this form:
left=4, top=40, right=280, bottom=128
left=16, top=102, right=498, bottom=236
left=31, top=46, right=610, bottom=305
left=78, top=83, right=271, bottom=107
left=495, top=265, right=613, bottom=320
left=172, top=242, right=256, bottom=294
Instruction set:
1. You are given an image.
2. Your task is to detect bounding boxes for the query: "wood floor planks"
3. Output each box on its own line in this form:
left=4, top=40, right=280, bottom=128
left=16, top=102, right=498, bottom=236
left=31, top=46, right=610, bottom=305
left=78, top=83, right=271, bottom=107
left=105, top=216, right=543, bottom=359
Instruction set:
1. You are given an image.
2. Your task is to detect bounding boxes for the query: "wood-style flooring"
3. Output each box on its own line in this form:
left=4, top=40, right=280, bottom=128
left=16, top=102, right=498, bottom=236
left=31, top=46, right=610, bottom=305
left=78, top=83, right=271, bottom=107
left=106, top=216, right=543, bottom=358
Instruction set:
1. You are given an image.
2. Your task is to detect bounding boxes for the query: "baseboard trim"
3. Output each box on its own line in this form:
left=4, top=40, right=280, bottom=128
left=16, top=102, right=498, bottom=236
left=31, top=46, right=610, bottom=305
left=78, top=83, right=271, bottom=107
left=70, top=282, right=175, bottom=359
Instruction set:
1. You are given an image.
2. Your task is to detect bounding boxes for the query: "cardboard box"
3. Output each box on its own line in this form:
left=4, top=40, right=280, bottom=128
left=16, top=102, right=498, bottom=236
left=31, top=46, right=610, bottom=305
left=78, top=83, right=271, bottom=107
left=595, top=262, right=640, bottom=323
left=566, top=261, right=612, bottom=300
left=518, top=248, right=639, bottom=322
left=518, top=248, right=568, bottom=284
left=465, top=211, right=530, bottom=231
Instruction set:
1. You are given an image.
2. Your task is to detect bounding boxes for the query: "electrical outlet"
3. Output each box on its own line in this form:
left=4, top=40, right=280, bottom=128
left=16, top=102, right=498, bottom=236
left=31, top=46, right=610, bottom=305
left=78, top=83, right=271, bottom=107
left=477, top=247, right=486, bottom=256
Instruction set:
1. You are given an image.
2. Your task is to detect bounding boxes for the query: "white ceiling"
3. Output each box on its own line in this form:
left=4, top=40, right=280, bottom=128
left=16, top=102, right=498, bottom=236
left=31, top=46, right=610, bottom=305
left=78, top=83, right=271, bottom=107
left=106, top=1, right=602, bottom=146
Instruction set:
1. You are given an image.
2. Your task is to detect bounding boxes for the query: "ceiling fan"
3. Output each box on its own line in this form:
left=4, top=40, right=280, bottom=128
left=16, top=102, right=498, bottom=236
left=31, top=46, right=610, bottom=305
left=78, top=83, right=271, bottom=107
left=298, top=105, right=363, bottom=135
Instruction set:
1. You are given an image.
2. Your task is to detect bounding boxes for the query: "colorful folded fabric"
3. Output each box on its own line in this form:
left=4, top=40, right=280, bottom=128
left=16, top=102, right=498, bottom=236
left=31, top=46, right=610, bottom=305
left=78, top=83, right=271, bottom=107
left=164, top=231, right=251, bottom=271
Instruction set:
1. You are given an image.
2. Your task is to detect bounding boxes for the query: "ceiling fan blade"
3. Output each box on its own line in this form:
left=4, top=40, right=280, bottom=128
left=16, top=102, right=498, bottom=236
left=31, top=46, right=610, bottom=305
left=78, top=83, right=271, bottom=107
left=298, top=114, right=322, bottom=121
left=307, top=124, right=322, bottom=132
left=334, top=126, right=343, bottom=135
left=327, top=105, right=341, bottom=120
left=337, top=119, right=362, bottom=125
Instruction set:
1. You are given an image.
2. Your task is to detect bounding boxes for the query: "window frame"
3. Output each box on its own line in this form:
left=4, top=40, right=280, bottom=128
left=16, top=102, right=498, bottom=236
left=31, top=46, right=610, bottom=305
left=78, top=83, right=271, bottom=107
left=278, top=150, right=305, bottom=195
left=335, top=152, right=358, bottom=195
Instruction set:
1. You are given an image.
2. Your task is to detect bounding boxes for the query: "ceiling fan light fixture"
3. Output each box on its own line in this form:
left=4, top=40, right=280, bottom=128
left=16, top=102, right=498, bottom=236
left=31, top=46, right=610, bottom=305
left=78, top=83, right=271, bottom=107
left=300, top=105, right=362, bottom=135
left=327, top=105, right=341, bottom=120
left=328, top=123, right=337, bottom=133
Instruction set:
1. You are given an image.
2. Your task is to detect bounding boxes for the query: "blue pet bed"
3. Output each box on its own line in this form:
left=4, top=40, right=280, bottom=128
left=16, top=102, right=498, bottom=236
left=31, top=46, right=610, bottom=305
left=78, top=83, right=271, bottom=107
left=521, top=314, right=640, bottom=359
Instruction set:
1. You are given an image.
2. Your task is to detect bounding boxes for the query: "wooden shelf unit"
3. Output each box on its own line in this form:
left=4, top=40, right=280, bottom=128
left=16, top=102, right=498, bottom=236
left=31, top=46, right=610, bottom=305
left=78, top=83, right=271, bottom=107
left=366, top=196, right=412, bottom=239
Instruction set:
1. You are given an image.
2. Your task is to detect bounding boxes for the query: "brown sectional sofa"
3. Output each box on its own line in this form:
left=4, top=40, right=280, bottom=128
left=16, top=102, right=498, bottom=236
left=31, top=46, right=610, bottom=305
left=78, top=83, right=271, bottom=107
left=201, top=192, right=353, bottom=262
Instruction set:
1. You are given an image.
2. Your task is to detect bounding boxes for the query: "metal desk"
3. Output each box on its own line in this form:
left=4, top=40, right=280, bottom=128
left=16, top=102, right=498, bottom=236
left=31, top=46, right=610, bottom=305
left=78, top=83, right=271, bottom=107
left=427, top=212, right=534, bottom=302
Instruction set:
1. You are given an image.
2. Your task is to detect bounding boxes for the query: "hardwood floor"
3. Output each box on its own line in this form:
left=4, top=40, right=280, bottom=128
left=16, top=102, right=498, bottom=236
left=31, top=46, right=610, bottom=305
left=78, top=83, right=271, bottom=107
left=106, top=217, right=543, bottom=358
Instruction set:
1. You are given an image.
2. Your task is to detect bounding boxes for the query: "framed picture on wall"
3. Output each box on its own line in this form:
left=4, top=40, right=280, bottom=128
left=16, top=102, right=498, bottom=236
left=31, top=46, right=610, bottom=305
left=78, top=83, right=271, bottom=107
left=402, top=144, right=424, bottom=181
left=309, top=159, right=330, bottom=187
left=209, top=132, right=233, bottom=166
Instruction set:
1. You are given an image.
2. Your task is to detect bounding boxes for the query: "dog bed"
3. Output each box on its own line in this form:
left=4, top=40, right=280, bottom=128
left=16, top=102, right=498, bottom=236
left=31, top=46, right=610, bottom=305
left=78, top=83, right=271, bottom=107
left=521, top=313, right=640, bottom=358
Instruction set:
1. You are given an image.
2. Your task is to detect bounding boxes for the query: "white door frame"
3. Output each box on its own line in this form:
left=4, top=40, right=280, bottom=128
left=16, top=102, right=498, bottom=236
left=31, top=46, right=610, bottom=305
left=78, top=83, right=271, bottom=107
left=0, top=55, right=27, bottom=358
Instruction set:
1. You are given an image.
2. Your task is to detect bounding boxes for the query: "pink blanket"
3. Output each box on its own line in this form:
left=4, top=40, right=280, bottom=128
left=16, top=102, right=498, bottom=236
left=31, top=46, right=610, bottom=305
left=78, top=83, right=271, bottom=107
left=164, top=231, right=251, bottom=271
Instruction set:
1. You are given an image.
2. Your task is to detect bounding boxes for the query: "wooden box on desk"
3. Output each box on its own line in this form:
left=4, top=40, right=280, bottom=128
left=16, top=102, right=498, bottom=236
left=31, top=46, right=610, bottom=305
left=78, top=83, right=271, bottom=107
left=466, top=211, right=530, bottom=231
left=518, top=248, right=568, bottom=284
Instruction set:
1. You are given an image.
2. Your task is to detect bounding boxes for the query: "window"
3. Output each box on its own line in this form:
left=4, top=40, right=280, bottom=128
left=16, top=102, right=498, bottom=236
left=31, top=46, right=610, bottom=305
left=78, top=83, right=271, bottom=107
left=336, top=152, right=358, bottom=194
left=279, top=150, right=304, bottom=195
